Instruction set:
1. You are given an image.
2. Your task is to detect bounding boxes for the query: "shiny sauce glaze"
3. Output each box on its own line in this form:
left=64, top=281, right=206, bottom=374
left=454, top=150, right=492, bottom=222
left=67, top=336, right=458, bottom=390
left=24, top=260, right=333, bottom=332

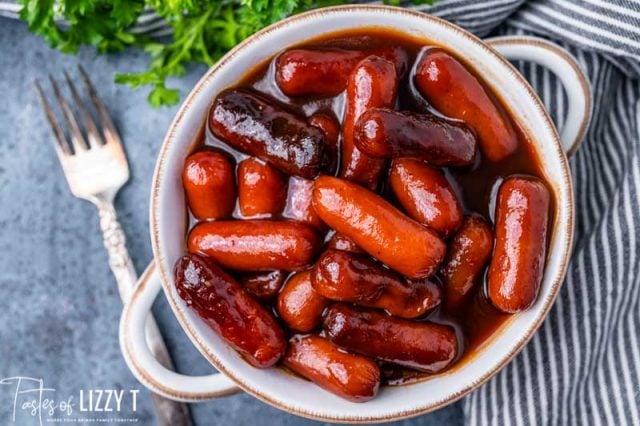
left=179, top=28, right=555, bottom=394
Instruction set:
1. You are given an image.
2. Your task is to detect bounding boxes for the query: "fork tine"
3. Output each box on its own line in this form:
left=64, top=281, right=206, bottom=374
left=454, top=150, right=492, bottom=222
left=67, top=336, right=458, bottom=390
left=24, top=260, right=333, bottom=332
left=49, top=75, right=88, bottom=152
left=64, top=70, right=103, bottom=148
left=34, top=80, right=73, bottom=156
left=77, top=64, right=121, bottom=145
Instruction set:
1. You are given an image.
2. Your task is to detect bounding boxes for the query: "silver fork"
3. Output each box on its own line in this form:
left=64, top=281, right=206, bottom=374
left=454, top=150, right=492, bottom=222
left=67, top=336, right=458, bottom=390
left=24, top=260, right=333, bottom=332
left=34, top=66, right=191, bottom=426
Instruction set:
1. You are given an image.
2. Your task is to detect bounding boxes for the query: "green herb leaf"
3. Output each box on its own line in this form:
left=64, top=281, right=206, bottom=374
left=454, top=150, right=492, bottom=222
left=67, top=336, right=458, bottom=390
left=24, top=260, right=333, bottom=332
left=148, top=83, right=181, bottom=106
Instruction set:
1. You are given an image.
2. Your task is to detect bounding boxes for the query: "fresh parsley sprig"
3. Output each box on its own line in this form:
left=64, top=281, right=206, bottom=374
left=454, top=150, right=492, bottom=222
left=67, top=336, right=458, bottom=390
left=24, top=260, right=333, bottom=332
left=19, top=0, right=434, bottom=107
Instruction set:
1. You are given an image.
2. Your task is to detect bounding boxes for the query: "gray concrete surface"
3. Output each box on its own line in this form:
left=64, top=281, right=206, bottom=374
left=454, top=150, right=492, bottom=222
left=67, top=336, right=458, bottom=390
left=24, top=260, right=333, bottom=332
left=0, top=19, right=463, bottom=426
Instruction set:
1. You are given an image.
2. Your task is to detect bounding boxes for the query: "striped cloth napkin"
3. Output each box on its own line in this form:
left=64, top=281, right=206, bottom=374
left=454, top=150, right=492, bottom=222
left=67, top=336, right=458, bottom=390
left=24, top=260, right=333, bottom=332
left=404, top=0, right=639, bottom=425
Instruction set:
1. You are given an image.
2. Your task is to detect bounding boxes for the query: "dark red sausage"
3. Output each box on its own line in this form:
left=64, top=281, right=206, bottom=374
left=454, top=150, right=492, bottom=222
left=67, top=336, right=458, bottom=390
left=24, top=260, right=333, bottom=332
left=283, top=335, right=380, bottom=402
left=323, top=304, right=458, bottom=373
left=238, top=270, right=286, bottom=302
left=188, top=220, right=321, bottom=271
left=174, top=254, right=286, bottom=368
left=487, top=177, right=550, bottom=313
left=283, top=177, right=326, bottom=230
left=237, top=158, right=287, bottom=217
left=311, top=250, right=441, bottom=318
left=326, top=233, right=364, bottom=254
left=182, top=150, right=235, bottom=220
left=309, top=111, right=340, bottom=174
left=389, top=158, right=463, bottom=237
left=440, top=216, right=493, bottom=308
left=340, top=56, right=398, bottom=189
left=209, top=88, right=325, bottom=178
left=312, top=176, right=446, bottom=279
left=354, top=109, right=476, bottom=167
left=276, top=46, right=407, bottom=97
left=277, top=270, right=328, bottom=332
left=414, top=49, right=517, bottom=162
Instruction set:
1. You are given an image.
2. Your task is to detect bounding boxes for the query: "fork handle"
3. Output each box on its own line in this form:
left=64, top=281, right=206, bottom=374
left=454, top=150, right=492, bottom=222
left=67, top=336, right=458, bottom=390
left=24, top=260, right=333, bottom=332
left=97, top=200, right=138, bottom=300
left=96, top=199, right=192, bottom=426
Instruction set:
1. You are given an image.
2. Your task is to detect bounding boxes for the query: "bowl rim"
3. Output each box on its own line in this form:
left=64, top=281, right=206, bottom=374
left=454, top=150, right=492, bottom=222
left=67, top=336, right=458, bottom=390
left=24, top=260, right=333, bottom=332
left=149, top=4, right=574, bottom=422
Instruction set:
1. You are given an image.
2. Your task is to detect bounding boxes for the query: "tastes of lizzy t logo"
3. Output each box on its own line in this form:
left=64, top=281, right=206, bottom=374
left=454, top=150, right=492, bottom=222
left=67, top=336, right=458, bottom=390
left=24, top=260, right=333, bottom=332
left=0, top=376, right=140, bottom=425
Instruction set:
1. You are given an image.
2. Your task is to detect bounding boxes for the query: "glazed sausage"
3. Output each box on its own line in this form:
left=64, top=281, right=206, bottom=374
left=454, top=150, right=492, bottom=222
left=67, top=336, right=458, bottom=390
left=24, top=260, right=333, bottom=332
left=283, top=335, right=380, bottom=402
left=277, top=271, right=328, bottom=332
left=414, top=49, right=517, bottom=162
left=283, top=177, right=325, bottom=230
left=389, top=158, right=463, bottom=237
left=487, top=177, right=550, bottom=313
left=323, top=304, right=457, bottom=373
left=238, top=270, right=286, bottom=302
left=237, top=158, right=287, bottom=217
left=209, top=88, right=325, bottom=178
left=312, top=250, right=441, bottom=318
left=355, top=109, right=476, bottom=167
left=174, top=254, right=286, bottom=368
left=312, top=176, right=446, bottom=279
left=188, top=220, right=321, bottom=271
left=326, top=233, right=364, bottom=254
left=440, top=216, right=493, bottom=308
left=276, top=46, right=407, bottom=97
left=340, top=56, right=398, bottom=189
left=309, top=111, right=340, bottom=174
left=182, top=150, right=235, bottom=220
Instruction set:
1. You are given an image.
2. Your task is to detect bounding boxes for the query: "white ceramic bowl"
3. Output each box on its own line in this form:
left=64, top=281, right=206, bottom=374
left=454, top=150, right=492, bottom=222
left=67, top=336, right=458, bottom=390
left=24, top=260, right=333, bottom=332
left=120, top=5, right=591, bottom=422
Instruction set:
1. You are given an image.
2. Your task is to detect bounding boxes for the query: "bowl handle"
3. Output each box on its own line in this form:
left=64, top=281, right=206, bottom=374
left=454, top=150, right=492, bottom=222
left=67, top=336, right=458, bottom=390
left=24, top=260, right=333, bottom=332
left=486, top=35, right=592, bottom=157
left=119, top=262, right=240, bottom=402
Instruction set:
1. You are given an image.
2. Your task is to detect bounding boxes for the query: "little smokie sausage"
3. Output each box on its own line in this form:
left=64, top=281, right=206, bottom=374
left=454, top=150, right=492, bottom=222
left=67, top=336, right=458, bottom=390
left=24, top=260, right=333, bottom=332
left=283, top=177, right=326, bottom=230
left=389, top=158, right=463, bottom=237
left=238, top=270, right=286, bottom=302
left=324, top=304, right=457, bottom=373
left=237, top=158, right=287, bottom=217
left=440, top=216, right=493, bottom=308
left=312, top=250, right=441, bottom=318
left=283, top=335, right=380, bottom=402
left=340, top=56, right=398, bottom=189
left=209, top=88, right=325, bottom=178
left=182, top=150, right=235, bottom=220
left=326, top=233, right=364, bottom=254
left=487, top=177, right=550, bottom=313
left=354, top=109, right=476, bottom=167
left=276, top=46, right=407, bottom=97
left=188, top=220, right=321, bottom=271
left=414, top=49, right=517, bottom=162
left=309, top=111, right=340, bottom=174
left=312, top=176, right=446, bottom=279
left=277, top=270, right=328, bottom=332
left=174, top=254, right=286, bottom=368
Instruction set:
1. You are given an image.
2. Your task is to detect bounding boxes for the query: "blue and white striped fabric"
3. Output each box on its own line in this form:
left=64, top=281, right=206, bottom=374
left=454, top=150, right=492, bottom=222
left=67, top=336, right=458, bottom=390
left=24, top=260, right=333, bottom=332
left=406, top=0, right=640, bottom=424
